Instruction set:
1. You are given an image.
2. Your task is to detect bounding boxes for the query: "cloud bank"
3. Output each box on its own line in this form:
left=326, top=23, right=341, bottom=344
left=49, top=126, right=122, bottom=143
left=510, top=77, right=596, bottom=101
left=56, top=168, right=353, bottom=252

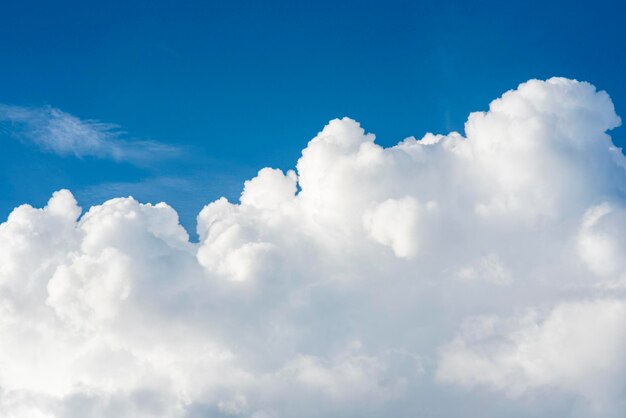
left=1, top=78, right=625, bottom=417
left=0, top=104, right=177, bottom=163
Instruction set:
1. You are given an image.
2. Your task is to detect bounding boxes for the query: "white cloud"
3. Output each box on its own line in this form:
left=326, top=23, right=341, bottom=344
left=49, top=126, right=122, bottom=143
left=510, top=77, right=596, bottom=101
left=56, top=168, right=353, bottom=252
left=436, top=299, right=626, bottom=409
left=0, top=78, right=625, bottom=417
left=0, top=104, right=178, bottom=162
left=455, top=253, right=513, bottom=284
left=577, top=203, right=626, bottom=281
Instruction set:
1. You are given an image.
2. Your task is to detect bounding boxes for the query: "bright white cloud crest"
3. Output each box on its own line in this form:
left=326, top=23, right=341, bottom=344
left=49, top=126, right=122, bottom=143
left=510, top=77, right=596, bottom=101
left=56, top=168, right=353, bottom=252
left=1, top=78, right=625, bottom=417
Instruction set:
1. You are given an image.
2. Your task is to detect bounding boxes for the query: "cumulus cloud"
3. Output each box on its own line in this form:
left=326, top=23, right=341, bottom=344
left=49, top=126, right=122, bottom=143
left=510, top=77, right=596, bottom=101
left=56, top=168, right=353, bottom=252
left=0, top=78, right=625, bottom=417
left=437, top=299, right=626, bottom=405
left=0, top=104, right=178, bottom=162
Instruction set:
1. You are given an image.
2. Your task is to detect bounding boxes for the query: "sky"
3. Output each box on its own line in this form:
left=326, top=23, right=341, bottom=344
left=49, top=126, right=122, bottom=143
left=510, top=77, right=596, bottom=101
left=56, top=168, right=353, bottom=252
left=1, top=0, right=625, bottom=232
left=1, top=2, right=626, bottom=418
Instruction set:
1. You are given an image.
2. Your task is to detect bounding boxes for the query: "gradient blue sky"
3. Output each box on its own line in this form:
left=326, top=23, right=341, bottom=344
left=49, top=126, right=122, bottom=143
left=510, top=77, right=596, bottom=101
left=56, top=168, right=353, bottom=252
left=1, top=0, right=625, bottom=232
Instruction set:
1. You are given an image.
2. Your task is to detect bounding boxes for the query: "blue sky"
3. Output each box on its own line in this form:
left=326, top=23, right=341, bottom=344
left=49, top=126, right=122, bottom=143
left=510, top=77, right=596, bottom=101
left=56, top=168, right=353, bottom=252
left=1, top=0, right=625, bottom=232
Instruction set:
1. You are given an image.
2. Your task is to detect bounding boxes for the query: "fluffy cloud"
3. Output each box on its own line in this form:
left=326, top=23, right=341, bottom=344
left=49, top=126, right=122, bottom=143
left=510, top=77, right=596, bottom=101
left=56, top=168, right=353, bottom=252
left=0, top=104, right=178, bottom=162
left=0, top=78, right=625, bottom=417
left=437, top=300, right=626, bottom=405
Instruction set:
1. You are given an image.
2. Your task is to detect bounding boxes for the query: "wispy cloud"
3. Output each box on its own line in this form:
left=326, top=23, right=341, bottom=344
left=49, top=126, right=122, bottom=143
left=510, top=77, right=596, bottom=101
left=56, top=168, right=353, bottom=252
left=0, top=104, right=179, bottom=163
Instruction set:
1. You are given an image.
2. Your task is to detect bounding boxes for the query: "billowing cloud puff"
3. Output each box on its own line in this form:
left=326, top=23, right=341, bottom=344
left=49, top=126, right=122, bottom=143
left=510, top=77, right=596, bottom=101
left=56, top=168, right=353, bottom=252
left=0, top=78, right=625, bottom=417
left=437, top=299, right=626, bottom=405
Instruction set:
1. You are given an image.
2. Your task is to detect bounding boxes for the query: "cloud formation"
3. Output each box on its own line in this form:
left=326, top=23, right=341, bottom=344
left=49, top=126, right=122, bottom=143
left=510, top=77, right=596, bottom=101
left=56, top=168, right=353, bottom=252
left=0, top=78, right=625, bottom=417
left=0, top=104, right=177, bottom=163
